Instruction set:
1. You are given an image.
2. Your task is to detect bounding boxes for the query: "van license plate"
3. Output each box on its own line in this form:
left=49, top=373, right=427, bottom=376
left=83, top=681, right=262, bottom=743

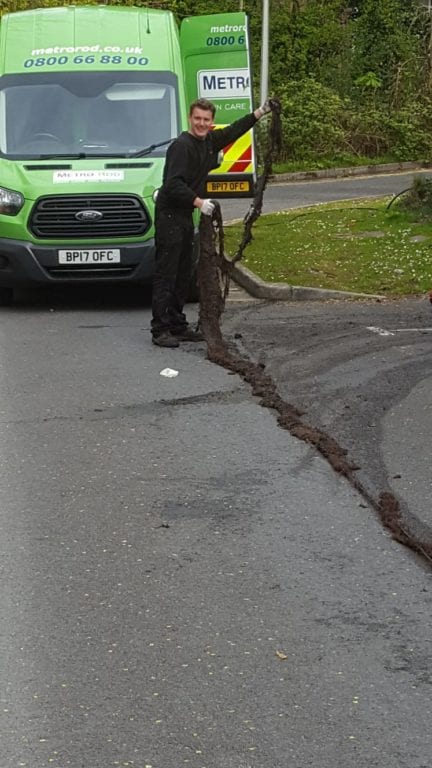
left=206, top=180, right=250, bottom=193
left=58, top=249, right=121, bottom=264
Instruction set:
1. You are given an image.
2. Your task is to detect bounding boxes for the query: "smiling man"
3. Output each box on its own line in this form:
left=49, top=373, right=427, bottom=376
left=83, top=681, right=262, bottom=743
left=151, top=96, right=277, bottom=348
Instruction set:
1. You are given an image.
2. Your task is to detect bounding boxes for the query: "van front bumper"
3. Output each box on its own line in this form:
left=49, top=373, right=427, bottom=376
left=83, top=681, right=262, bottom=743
left=0, top=238, right=156, bottom=287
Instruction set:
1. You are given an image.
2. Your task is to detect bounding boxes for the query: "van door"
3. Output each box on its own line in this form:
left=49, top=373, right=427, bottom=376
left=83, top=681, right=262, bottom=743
left=180, top=11, right=255, bottom=199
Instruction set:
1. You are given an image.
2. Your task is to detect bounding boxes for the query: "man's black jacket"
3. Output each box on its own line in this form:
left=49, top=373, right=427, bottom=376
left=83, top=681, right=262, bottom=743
left=156, top=112, right=258, bottom=215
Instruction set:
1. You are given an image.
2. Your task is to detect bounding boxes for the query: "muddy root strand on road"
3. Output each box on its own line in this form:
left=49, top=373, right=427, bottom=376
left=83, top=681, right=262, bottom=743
left=232, top=99, right=283, bottom=264
left=197, top=99, right=283, bottom=331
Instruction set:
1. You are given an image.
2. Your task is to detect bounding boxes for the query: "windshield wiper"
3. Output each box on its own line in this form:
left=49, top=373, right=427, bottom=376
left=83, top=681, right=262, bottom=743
left=130, top=138, right=174, bottom=158
left=36, top=152, right=133, bottom=160
left=24, top=139, right=174, bottom=161
left=31, top=140, right=174, bottom=160
left=33, top=152, right=90, bottom=160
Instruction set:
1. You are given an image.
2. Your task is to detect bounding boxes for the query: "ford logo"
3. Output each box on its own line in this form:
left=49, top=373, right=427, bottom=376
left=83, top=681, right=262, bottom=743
left=75, top=209, right=103, bottom=222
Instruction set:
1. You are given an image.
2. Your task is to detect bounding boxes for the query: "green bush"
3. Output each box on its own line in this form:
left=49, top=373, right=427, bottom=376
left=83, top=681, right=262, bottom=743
left=275, top=79, right=348, bottom=160
left=392, top=175, right=432, bottom=219
left=267, top=85, right=432, bottom=164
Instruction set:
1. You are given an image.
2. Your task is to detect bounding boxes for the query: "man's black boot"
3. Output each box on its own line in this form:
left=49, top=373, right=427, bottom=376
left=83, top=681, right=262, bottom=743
left=173, top=327, right=204, bottom=342
left=152, top=331, right=180, bottom=348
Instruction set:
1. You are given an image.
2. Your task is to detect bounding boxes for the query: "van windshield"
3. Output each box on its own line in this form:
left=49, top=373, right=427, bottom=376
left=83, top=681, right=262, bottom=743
left=0, top=70, right=179, bottom=158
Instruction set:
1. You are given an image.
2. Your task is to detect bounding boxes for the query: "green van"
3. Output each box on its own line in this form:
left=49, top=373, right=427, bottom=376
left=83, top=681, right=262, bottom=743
left=0, top=5, right=255, bottom=303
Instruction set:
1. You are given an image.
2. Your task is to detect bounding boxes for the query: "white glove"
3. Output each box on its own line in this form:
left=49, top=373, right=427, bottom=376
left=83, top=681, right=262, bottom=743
left=256, top=98, right=279, bottom=118
left=200, top=199, right=215, bottom=216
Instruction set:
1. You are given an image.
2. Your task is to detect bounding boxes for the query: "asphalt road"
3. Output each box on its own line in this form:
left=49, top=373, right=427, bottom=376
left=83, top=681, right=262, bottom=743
left=219, top=172, right=432, bottom=540
left=219, top=168, right=432, bottom=221
left=1, top=172, right=431, bottom=768
left=223, top=295, right=432, bottom=547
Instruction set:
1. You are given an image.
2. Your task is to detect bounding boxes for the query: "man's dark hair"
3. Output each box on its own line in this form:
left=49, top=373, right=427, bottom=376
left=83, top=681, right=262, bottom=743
left=189, top=98, right=216, bottom=118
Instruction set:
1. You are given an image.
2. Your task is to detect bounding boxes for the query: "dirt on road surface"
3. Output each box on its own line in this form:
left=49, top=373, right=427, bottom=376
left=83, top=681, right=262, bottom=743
left=198, top=232, right=432, bottom=567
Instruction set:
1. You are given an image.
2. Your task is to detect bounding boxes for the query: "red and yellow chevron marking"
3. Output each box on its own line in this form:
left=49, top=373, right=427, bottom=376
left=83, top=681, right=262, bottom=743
left=210, top=125, right=254, bottom=176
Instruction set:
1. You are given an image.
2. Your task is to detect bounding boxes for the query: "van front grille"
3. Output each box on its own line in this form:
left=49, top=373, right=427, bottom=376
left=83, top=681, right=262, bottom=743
left=30, top=194, right=149, bottom=239
left=46, top=266, right=136, bottom=279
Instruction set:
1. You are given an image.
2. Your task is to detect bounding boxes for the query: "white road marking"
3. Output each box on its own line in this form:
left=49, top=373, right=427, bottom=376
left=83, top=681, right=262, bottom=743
left=367, top=326, right=432, bottom=336
left=366, top=326, right=395, bottom=336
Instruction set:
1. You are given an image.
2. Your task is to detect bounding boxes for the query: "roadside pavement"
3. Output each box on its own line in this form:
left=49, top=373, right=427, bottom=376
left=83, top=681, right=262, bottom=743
left=273, top=159, right=430, bottom=184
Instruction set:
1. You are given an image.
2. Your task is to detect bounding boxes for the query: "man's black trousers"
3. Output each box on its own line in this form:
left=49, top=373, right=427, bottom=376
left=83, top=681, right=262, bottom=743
left=151, top=208, right=194, bottom=337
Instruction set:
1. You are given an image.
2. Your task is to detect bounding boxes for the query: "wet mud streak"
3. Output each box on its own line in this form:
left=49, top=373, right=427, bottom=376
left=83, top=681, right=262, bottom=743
left=204, top=316, right=432, bottom=565
left=198, top=256, right=432, bottom=570
left=196, top=107, right=432, bottom=567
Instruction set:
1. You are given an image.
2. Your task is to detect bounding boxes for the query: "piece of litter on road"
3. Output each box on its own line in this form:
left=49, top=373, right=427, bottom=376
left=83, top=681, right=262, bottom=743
left=366, top=326, right=395, bottom=336
left=160, top=368, right=179, bottom=378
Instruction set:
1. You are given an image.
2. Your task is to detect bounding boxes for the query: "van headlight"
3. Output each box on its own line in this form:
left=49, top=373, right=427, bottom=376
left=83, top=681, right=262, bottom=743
left=152, top=188, right=159, bottom=202
left=0, top=187, right=24, bottom=215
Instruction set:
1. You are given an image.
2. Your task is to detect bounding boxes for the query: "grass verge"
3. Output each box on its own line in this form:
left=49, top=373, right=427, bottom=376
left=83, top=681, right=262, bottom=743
left=223, top=197, right=432, bottom=296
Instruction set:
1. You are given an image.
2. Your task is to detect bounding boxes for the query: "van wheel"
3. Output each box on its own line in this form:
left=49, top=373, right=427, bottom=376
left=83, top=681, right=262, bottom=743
left=0, top=287, right=14, bottom=306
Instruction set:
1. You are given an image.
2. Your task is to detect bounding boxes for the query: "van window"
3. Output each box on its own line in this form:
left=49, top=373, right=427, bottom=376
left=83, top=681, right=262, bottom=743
left=0, top=71, right=179, bottom=157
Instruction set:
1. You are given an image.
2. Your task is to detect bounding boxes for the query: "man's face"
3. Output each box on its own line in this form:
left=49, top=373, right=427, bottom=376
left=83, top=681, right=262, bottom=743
left=188, top=107, right=214, bottom=139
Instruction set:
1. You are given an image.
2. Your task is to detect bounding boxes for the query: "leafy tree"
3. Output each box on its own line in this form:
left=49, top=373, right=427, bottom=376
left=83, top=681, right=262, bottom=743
left=351, top=0, right=425, bottom=104
left=2, top=0, right=432, bottom=163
